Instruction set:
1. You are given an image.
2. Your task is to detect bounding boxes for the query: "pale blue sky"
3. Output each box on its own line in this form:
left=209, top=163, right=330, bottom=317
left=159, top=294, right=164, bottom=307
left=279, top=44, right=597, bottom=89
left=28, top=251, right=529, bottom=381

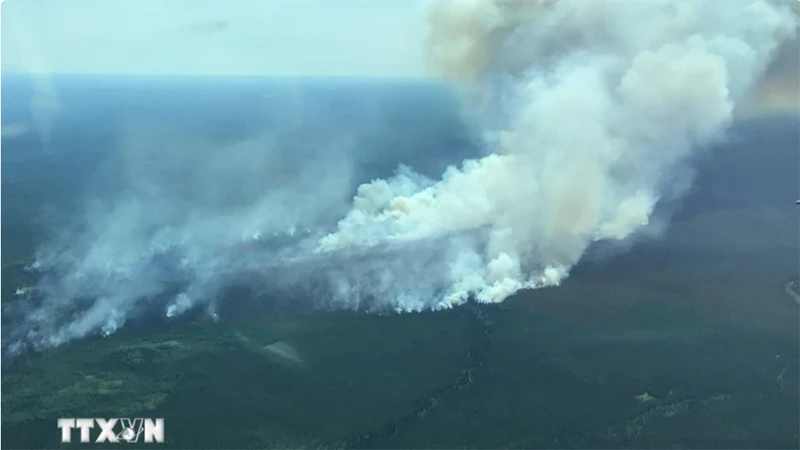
left=2, top=0, right=430, bottom=76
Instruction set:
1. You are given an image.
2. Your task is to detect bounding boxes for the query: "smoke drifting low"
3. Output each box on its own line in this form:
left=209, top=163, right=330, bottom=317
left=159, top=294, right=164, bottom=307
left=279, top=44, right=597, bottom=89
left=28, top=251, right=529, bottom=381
left=6, top=0, right=797, bottom=354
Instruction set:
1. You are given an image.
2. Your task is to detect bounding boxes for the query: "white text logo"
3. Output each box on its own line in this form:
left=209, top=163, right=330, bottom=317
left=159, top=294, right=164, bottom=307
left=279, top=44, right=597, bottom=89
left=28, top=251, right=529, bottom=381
left=57, top=418, right=165, bottom=443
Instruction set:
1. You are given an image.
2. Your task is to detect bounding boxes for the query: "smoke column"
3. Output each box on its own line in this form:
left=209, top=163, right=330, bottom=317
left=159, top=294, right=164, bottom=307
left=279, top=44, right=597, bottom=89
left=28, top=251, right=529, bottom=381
left=317, top=0, right=797, bottom=306
left=5, top=0, right=797, bottom=354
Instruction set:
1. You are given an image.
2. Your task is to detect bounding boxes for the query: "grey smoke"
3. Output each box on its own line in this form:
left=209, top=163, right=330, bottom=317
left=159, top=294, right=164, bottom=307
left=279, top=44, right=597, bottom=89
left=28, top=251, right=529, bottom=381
left=318, top=0, right=797, bottom=306
left=6, top=0, right=797, bottom=353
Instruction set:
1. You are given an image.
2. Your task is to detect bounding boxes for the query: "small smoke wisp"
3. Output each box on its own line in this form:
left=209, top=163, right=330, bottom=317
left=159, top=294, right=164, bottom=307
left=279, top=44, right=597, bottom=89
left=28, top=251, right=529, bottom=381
left=4, top=0, right=796, bottom=356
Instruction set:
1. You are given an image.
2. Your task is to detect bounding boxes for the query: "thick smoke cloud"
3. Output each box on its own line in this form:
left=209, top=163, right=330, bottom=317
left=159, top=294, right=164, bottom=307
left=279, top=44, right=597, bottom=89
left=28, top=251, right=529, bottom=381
left=6, top=0, right=797, bottom=354
left=319, top=0, right=797, bottom=306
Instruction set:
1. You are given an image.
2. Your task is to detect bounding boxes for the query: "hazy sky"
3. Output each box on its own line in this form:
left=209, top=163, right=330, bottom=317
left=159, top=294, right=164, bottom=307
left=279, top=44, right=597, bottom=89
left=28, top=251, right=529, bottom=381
left=1, top=0, right=430, bottom=76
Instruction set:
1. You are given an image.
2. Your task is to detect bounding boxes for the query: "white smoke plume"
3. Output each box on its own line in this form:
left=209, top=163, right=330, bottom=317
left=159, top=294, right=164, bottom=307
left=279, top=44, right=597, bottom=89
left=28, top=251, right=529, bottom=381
left=318, top=0, right=797, bottom=307
left=4, top=0, right=797, bottom=355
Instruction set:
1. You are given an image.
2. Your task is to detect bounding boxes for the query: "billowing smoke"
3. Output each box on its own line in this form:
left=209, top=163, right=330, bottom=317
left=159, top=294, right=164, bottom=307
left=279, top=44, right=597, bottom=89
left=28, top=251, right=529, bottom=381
left=5, top=0, right=797, bottom=355
left=318, top=0, right=797, bottom=305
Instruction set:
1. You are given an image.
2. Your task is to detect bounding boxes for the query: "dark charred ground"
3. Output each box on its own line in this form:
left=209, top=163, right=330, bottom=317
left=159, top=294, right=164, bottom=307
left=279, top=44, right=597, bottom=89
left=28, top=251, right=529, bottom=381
left=1, top=76, right=798, bottom=449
